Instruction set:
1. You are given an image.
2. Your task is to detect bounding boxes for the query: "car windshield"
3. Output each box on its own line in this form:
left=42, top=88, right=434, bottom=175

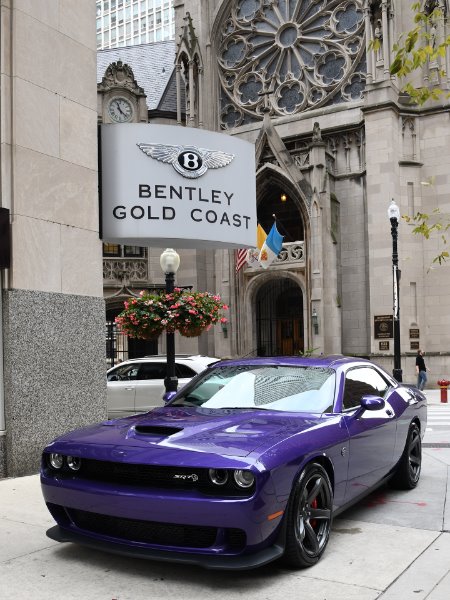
left=170, top=365, right=336, bottom=413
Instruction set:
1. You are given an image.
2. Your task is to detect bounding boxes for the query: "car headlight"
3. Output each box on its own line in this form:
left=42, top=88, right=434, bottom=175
left=67, top=456, right=81, bottom=471
left=48, top=453, right=64, bottom=470
left=233, top=469, right=255, bottom=488
left=208, top=468, right=229, bottom=486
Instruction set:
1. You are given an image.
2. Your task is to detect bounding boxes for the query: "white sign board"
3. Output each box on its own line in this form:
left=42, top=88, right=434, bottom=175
left=101, top=124, right=257, bottom=249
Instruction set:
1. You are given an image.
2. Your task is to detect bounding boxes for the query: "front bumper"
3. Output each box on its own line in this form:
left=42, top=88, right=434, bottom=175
left=46, top=524, right=285, bottom=570
left=41, top=473, right=286, bottom=569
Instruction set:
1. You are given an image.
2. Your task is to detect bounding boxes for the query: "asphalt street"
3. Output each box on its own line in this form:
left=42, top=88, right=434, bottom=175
left=0, top=390, right=449, bottom=600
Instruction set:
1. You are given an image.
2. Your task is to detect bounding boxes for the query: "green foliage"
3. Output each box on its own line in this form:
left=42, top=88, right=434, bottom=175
left=386, top=6, right=450, bottom=105
left=299, top=348, right=320, bottom=357
left=403, top=209, right=450, bottom=265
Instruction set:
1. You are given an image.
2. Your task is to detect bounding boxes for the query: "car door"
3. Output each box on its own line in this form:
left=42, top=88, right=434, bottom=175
left=340, top=366, right=397, bottom=502
left=107, top=363, right=139, bottom=417
left=134, top=362, right=167, bottom=412
left=134, top=361, right=200, bottom=413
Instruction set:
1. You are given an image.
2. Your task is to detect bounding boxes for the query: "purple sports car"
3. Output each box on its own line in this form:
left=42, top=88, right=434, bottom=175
left=41, top=356, right=426, bottom=569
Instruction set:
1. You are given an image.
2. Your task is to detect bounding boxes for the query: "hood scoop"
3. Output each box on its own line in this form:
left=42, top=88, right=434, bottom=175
left=134, top=425, right=183, bottom=437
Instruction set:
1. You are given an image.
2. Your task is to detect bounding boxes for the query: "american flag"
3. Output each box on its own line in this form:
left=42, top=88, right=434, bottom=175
left=235, top=248, right=248, bottom=272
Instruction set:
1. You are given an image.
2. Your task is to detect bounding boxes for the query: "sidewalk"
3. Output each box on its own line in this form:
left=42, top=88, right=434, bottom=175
left=424, top=388, right=446, bottom=405
left=0, top=393, right=449, bottom=599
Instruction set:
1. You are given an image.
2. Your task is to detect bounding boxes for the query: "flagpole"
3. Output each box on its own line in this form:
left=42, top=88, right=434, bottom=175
left=272, top=213, right=290, bottom=240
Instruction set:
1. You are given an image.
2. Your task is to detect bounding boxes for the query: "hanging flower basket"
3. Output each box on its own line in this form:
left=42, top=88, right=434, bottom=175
left=169, top=289, right=228, bottom=337
left=114, top=292, right=173, bottom=340
left=178, top=325, right=208, bottom=338
left=136, top=327, right=165, bottom=340
left=115, top=289, right=228, bottom=340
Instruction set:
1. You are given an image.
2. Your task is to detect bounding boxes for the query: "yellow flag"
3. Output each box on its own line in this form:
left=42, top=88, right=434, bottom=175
left=257, top=224, right=267, bottom=250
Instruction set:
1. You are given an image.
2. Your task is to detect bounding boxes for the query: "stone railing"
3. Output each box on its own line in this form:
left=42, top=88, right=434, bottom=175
left=245, top=241, right=305, bottom=271
left=103, top=258, right=148, bottom=284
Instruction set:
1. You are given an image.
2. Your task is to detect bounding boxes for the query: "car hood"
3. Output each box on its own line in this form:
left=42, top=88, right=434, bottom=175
left=46, top=407, right=323, bottom=459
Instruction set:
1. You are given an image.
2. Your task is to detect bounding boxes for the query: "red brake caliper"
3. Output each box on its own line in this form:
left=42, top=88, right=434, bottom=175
left=310, top=498, right=318, bottom=529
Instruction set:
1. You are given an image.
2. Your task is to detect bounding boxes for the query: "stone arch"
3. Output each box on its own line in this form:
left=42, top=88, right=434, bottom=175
left=256, top=163, right=310, bottom=239
left=243, top=270, right=307, bottom=356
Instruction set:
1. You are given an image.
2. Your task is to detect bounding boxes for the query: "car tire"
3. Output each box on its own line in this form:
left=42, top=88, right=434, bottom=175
left=283, top=462, right=333, bottom=568
left=390, top=422, right=422, bottom=490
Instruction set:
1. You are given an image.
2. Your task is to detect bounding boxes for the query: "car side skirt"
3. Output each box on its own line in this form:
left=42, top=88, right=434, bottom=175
left=332, top=473, right=394, bottom=518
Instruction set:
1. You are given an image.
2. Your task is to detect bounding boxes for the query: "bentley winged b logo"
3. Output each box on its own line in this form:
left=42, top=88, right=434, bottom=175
left=137, top=142, right=235, bottom=179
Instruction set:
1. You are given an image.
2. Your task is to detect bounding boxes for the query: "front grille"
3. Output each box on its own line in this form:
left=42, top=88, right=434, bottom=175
left=67, top=508, right=246, bottom=550
left=43, top=455, right=254, bottom=497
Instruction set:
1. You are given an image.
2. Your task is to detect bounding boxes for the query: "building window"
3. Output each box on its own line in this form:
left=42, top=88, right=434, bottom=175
left=103, top=243, right=145, bottom=258
left=124, top=246, right=144, bottom=257
left=103, top=243, right=120, bottom=257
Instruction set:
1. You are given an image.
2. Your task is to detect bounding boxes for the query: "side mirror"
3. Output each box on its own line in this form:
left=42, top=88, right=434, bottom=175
left=352, top=395, right=385, bottom=419
left=163, top=391, right=177, bottom=404
left=360, top=395, right=385, bottom=411
left=108, top=375, right=119, bottom=382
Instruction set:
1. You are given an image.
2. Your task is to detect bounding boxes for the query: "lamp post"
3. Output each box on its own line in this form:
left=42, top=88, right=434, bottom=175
left=388, top=200, right=402, bottom=382
left=160, top=248, right=180, bottom=394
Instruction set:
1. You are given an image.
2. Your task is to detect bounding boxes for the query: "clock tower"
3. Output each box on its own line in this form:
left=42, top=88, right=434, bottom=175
left=97, top=60, right=148, bottom=124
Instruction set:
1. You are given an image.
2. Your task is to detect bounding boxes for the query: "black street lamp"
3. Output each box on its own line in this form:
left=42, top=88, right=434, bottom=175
left=388, top=200, right=402, bottom=382
left=160, top=248, right=180, bottom=394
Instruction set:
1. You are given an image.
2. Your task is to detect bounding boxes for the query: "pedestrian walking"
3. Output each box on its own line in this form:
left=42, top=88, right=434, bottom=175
left=415, top=349, right=429, bottom=391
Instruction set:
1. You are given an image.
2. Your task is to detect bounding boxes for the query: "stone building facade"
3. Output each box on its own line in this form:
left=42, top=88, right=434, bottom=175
left=98, top=0, right=450, bottom=382
left=0, top=1, right=106, bottom=477
left=170, top=0, right=450, bottom=380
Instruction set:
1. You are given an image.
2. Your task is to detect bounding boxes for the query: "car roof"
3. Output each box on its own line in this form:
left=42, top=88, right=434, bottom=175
left=108, top=355, right=219, bottom=369
left=209, top=355, right=372, bottom=369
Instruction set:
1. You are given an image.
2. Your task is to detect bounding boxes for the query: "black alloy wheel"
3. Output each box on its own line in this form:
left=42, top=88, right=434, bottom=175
left=283, top=462, right=333, bottom=568
left=390, top=422, right=422, bottom=489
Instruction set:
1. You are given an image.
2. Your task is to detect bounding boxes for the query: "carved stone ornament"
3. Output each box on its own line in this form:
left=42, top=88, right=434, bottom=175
left=98, top=60, right=146, bottom=97
left=219, top=0, right=366, bottom=128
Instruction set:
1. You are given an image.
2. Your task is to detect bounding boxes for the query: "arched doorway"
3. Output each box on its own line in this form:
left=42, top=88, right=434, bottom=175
left=255, top=278, right=304, bottom=356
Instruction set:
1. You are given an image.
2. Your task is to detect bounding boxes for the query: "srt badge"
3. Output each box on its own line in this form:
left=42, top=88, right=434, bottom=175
left=137, top=143, right=235, bottom=179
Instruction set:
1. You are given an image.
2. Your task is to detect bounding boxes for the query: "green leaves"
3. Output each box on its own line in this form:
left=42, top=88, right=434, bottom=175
left=389, top=6, right=450, bottom=105
left=403, top=209, right=449, bottom=266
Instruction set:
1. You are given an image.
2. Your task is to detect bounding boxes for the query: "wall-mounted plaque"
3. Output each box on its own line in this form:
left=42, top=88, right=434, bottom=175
left=379, top=341, right=390, bottom=351
left=374, top=315, right=394, bottom=339
left=410, top=341, right=420, bottom=350
left=409, top=329, right=420, bottom=339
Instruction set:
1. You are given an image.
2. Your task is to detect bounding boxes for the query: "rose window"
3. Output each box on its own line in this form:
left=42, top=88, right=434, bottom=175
left=219, top=0, right=366, bottom=128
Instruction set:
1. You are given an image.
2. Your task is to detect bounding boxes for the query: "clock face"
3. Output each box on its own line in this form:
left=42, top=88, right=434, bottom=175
left=108, top=97, right=133, bottom=123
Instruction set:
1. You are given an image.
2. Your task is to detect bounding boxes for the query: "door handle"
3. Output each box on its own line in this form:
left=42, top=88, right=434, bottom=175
left=125, top=387, right=134, bottom=391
